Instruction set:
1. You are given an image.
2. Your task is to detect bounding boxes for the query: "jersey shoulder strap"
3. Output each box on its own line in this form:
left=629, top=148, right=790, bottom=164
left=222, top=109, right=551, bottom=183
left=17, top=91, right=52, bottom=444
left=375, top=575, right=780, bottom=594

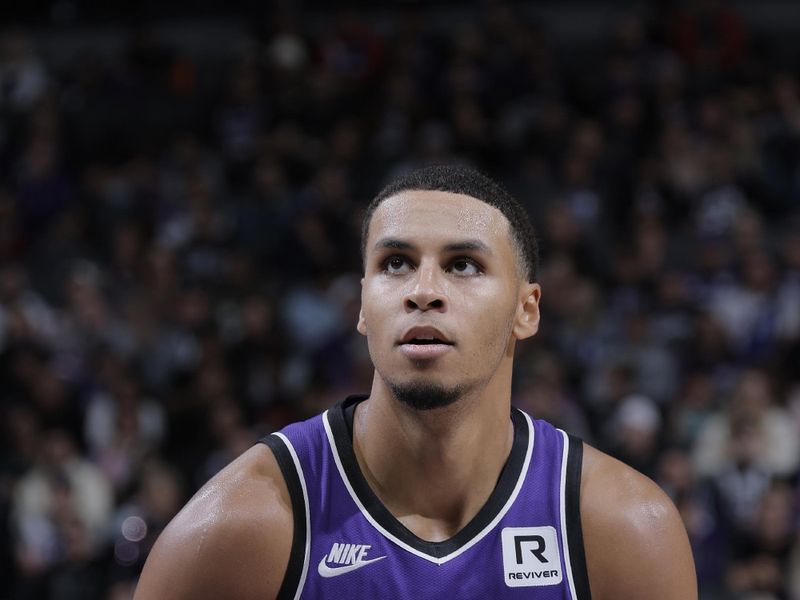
left=564, top=432, right=592, bottom=600
left=258, top=433, right=310, bottom=600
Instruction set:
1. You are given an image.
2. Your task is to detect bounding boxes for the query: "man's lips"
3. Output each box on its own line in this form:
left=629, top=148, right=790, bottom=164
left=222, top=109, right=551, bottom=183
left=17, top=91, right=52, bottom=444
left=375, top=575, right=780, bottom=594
left=398, top=326, right=454, bottom=360
left=399, top=326, right=454, bottom=346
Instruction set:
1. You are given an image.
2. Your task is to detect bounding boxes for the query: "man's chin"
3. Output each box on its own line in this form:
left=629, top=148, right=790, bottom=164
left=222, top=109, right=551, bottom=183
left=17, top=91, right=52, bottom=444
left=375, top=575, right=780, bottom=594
left=387, top=380, right=465, bottom=411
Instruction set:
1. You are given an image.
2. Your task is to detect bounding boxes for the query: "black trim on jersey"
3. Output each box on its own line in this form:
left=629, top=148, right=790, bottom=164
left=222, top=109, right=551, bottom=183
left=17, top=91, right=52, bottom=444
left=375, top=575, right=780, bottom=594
left=565, top=434, right=592, bottom=600
left=258, top=434, right=306, bottom=600
left=331, top=394, right=529, bottom=560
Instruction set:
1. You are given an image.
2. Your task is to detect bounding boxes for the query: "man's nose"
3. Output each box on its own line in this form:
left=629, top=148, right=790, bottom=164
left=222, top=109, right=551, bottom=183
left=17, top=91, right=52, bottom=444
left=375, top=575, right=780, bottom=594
left=404, top=264, right=447, bottom=312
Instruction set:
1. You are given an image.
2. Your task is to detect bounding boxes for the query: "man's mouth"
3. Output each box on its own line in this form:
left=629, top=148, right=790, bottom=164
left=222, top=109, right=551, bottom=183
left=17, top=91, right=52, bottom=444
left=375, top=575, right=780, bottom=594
left=398, top=327, right=454, bottom=359
left=399, top=327, right=454, bottom=346
left=405, top=336, right=452, bottom=345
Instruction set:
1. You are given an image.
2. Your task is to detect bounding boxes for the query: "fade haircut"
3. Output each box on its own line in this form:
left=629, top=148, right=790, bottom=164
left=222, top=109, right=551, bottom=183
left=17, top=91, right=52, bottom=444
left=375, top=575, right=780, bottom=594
left=361, top=164, right=539, bottom=282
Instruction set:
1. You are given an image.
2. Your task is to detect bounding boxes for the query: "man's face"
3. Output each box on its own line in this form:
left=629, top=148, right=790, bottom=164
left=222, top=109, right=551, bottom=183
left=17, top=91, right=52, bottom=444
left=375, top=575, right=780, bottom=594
left=358, top=190, right=540, bottom=407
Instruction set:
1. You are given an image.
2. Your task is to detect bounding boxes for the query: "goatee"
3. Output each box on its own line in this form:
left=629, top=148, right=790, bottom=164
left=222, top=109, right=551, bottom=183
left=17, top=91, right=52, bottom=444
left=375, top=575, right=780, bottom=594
left=388, top=380, right=465, bottom=411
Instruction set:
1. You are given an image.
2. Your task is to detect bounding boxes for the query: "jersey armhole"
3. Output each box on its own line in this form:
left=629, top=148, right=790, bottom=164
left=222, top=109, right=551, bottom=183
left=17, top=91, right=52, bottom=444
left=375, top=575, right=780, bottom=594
left=566, top=434, right=593, bottom=600
left=258, top=434, right=308, bottom=600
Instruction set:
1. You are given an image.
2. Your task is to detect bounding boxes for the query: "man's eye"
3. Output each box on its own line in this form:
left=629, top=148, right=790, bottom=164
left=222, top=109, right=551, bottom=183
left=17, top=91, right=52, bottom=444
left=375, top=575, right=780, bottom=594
left=451, top=259, right=480, bottom=276
left=385, top=256, right=411, bottom=274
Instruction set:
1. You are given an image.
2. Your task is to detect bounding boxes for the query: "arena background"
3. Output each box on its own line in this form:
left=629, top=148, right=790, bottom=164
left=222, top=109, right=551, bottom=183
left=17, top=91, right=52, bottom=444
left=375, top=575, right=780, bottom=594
left=2, top=1, right=800, bottom=598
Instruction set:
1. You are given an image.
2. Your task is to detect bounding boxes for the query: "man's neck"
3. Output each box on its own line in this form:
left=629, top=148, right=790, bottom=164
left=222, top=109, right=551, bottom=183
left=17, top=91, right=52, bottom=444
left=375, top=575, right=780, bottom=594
left=352, top=373, right=515, bottom=542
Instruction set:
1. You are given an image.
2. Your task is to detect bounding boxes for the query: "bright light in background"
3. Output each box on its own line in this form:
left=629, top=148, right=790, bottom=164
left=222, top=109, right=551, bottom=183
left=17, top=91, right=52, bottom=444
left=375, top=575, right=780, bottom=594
left=121, top=516, right=148, bottom=542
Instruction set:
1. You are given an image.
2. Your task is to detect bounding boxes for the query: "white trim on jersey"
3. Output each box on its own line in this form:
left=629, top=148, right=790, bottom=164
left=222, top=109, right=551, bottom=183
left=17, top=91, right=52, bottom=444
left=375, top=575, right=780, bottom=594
left=322, top=408, right=536, bottom=566
left=558, top=429, right=580, bottom=600
left=274, top=432, right=312, bottom=600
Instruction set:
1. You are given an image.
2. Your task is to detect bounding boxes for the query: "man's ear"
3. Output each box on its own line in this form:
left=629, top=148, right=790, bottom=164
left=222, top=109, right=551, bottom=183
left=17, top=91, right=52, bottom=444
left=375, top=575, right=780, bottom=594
left=357, top=307, right=367, bottom=336
left=512, top=282, right=541, bottom=340
left=357, top=277, right=367, bottom=336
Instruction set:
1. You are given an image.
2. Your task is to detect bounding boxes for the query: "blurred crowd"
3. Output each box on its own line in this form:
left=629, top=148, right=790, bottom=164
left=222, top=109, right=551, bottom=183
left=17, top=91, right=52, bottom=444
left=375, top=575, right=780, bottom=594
left=1, top=1, right=800, bottom=598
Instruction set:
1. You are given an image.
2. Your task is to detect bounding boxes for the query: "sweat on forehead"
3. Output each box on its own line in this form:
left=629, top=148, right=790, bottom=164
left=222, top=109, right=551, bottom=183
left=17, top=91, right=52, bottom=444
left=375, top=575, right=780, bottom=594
left=361, top=164, right=539, bottom=282
left=371, top=190, right=506, bottom=237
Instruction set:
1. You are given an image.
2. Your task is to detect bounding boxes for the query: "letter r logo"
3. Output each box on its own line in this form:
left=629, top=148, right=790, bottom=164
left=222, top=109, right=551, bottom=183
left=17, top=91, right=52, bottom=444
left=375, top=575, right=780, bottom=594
left=514, top=535, right=548, bottom=563
left=501, top=527, right=562, bottom=588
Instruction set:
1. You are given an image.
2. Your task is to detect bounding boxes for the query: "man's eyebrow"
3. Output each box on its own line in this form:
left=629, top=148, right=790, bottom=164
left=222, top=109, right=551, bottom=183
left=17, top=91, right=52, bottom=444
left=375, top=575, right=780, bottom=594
left=443, top=240, right=492, bottom=254
left=373, top=238, right=414, bottom=252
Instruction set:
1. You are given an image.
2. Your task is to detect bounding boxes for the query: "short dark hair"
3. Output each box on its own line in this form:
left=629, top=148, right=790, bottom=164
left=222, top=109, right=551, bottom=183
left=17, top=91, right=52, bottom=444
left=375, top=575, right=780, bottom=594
left=361, top=164, right=539, bottom=282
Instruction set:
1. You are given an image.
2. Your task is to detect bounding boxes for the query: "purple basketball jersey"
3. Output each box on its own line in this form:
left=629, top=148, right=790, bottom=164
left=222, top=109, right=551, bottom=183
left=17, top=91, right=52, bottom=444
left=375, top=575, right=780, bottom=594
left=260, top=396, right=591, bottom=599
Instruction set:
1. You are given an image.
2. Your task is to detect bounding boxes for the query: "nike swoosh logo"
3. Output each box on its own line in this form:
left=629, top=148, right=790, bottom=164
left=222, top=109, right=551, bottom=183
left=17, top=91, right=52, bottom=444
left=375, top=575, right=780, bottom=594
left=317, top=555, right=387, bottom=578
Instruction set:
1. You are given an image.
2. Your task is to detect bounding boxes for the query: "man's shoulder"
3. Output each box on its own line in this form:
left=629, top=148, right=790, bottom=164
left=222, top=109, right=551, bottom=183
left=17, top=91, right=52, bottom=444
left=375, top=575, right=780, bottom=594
left=580, top=442, right=671, bottom=523
left=579, top=443, right=697, bottom=600
left=172, top=441, right=293, bottom=541
left=134, top=443, right=293, bottom=600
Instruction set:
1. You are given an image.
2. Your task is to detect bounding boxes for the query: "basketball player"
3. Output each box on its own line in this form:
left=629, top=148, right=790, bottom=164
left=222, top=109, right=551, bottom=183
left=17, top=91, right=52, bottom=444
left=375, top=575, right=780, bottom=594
left=134, top=166, right=697, bottom=599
